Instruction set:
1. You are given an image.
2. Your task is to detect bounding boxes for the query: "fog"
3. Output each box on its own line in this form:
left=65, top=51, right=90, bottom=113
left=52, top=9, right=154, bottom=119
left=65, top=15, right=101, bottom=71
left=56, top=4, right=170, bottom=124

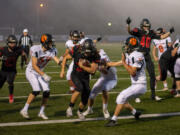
left=0, top=0, right=179, bottom=35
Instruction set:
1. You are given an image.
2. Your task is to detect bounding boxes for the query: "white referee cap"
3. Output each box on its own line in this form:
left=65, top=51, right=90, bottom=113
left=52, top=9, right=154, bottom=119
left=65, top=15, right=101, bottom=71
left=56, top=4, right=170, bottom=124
left=23, top=28, right=28, bottom=33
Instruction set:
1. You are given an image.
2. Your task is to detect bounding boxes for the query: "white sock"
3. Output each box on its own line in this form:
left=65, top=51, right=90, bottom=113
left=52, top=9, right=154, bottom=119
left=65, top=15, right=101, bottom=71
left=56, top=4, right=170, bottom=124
left=39, top=106, right=45, bottom=114
left=111, top=115, right=117, bottom=121
left=88, top=106, right=92, bottom=110
left=103, top=104, right=108, bottom=110
left=23, top=103, right=29, bottom=112
left=131, top=109, right=136, bottom=115
left=164, top=83, right=168, bottom=88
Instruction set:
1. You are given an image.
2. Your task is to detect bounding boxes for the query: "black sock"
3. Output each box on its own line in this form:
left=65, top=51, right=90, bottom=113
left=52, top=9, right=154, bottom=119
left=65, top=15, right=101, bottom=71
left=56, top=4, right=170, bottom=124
left=69, top=102, right=75, bottom=107
left=78, top=108, right=83, bottom=112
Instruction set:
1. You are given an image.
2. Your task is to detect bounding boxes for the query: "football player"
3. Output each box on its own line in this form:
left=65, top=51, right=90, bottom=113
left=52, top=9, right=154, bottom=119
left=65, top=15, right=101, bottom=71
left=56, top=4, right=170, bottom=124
left=126, top=17, right=174, bottom=101
left=0, top=35, right=26, bottom=103
left=60, top=39, right=100, bottom=120
left=105, top=36, right=147, bottom=127
left=20, top=34, right=60, bottom=120
left=63, top=30, right=80, bottom=93
left=152, top=28, right=172, bottom=91
left=83, top=49, right=118, bottom=119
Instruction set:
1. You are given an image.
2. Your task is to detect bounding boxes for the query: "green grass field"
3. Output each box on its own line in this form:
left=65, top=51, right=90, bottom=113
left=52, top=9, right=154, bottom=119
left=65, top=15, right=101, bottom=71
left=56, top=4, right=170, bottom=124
left=0, top=42, right=180, bottom=135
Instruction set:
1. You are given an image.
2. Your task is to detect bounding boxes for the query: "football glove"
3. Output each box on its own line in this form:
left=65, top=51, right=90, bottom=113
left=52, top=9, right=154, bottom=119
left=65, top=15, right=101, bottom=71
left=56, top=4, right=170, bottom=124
left=126, top=17, right=131, bottom=25
left=42, top=74, right=51, bottom=82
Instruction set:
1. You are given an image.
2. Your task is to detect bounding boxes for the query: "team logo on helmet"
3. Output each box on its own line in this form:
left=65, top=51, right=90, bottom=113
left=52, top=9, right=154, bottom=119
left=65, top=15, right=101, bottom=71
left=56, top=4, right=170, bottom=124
left=123, top=36, right=139, bottom=53
left=40, top=33, right=54, bottom=50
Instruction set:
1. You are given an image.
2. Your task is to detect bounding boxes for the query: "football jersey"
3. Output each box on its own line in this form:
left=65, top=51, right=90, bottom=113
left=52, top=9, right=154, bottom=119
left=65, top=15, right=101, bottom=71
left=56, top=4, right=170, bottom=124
left=65, top=40, right=74, bottom=50
left=126, top=51, right=146, bottom=84
left=27, top=45, right=57, bottom=74
left=153, top=37, right=171, bottom=59
left=79, top=37, right=89, bottom=45
left=99, top=49, right=117, bottom=80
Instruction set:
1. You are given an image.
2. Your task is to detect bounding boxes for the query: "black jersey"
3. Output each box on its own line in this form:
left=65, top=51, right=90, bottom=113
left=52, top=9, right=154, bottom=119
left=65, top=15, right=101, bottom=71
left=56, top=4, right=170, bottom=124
left=69, top=45, right=100, bottom=77
left=130, top=28, right=161, bottom=54
left=0, top=46, right=23, bottom=72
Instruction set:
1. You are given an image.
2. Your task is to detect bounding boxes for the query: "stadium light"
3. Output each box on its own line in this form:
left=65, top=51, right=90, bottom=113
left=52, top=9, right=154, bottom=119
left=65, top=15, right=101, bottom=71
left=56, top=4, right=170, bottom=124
left=40, top=3, right=44, bottom=8
left=108, top=22, right=112, bottom=27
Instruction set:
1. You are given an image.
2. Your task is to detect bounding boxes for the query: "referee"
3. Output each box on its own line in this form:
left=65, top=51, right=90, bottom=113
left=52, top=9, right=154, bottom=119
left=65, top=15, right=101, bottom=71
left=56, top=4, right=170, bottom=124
left=19, top=28, right=33, bottom=69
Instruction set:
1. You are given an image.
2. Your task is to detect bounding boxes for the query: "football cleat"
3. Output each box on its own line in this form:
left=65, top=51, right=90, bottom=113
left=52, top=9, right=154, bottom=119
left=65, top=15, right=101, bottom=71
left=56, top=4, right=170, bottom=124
left=66, top=107, right=73, bottom=117
left=134, top=111, right=141, bottom=120
left=155, top=96, right=162, bottom=101
left=135, top=98, right=141, bottom=103
left=38, top=113, right=48, bottom=120
left=77, top=110, right=85, bottom=120
left=20, top=110, right=30, bottom=119
left=83, top=108, right=93, bottom=116
left=103, top=109, right=110, bottom=119
left=174, top=93, right=180, bottom=98
left=105, top=120, right=117, bottom=127
left=9, top=94, right=14, bottom=104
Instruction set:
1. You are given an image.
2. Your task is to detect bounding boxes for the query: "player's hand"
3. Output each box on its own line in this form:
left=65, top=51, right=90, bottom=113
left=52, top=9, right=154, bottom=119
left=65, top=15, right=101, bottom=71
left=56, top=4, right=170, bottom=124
left=97, top=37, right=102, bottom=42
left=60, top=71, right=64, bottom=78
left=78, top=59, right=84, bottom=68
left=169, top=27, right=174, bottom=34
left=154, top=57, right=159, bottom=62
left=42, top=73, right=51, bottom=82
left=126, top=17, right=131, bottom=25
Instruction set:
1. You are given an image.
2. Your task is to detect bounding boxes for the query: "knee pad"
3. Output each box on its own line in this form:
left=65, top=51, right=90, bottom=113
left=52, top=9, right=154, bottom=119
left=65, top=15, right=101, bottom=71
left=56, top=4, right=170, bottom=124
left=32, top=91, right=40, bottom=96
left=43, top=91, right=50, bottom=98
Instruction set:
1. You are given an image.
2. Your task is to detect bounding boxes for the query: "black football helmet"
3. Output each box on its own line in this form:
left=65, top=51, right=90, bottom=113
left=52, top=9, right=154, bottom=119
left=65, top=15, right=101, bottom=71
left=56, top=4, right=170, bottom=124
left=40, top=33, right=54, bottom=50
left=140, top=18, right=151, bottom=29
left=7, top=35, right=18, bottom=50
left=81, top=39, right=97, bottom=58
left=156, top=27, right=164, bottom=34
left=72, top=30, right=80, bottom=44
left=80, top=31, right=85, bottom=39
left=123, top=36, right=139, bottom=53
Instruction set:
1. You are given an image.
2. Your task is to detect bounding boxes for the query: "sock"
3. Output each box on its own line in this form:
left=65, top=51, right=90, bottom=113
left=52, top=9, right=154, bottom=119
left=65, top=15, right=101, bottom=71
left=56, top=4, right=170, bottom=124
left=111, top=115, right=117, bottom=121
left=39, top=106, right=45, bottom=114
left=103, top=104, right=108, bottom=110
left=131, top=109, right=136, bottom=115
left=23, top=103, right=29, bottom=112
left=164, top=83, right=168, bottom=88
left=88, top=106, right=92, bottom=110
left=78, top=108, right=83, bottom=113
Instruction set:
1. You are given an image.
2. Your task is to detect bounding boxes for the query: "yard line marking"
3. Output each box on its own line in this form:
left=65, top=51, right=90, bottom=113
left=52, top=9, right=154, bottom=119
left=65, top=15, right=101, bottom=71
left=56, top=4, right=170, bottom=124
left=0, top=112, right=180, bottom=127
left=0, top=89, right=167, bottom=99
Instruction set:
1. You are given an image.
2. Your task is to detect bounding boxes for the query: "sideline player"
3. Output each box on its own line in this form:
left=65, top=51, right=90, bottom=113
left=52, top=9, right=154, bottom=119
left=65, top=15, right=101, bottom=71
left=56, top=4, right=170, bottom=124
left=105, top=36, right=147, bottom=127
left=0, top=35, right=26, bottom=103
left=126, top=17, right=174, bottom=101
left=83, top=49, right=117, bottom=119
left=20, top=34, right=60, bottom=120
left=152, top=28, right=172, bottom=91
left=60, top=39, right=100, bottom=120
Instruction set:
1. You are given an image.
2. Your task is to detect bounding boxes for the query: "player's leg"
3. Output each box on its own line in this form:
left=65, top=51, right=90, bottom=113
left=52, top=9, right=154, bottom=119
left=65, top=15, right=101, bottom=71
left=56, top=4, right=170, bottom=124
left=20, top=70, right=40, bottom=119
left=6, top=72, right=16, bottom=103
left=174, top=58, right=180, bottom=97
left=66, top=61, right=75, bottom=93
left=0, top=71, right=7, bottom=90
left=145, top=54, right=156, bottom=100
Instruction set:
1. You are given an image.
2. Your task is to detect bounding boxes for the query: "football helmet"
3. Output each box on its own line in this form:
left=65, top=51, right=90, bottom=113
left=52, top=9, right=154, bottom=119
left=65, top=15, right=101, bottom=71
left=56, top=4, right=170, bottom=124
left=123, top=36, right=139, bottom=53
left=156, top=27, right=164, bottom=34
left=7, top=35, right=18, bottom=50
left=40, top=33, right=54, bottom=50
left=140, top=18, right=151, bottom=29
left=81, top=39, right=97, bottom=58
left=72, top=30, right=80, bottom=44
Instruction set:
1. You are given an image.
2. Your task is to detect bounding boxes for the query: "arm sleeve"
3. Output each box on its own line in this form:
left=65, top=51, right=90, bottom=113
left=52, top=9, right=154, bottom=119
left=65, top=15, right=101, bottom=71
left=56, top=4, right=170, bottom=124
left=130, top=28, right=140, bottom=37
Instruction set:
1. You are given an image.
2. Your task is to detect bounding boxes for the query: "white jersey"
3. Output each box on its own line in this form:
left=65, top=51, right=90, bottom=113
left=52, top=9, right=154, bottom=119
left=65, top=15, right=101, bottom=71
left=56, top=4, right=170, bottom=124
left=126, top=51, right=146, bottom=84
left=27, top=45, right=57, bottom=74
left=65, top=40, right=74, bottom=50
left=99, top=49, right=117, bottom=80
left=153, top=37, right=171, bottom=59
left=79, top=37, right=89, bottom=45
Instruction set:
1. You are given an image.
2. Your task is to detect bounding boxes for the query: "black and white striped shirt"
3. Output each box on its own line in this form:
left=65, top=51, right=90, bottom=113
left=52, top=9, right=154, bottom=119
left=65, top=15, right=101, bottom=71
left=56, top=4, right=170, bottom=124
left=19, top=35, right=33, bottom=47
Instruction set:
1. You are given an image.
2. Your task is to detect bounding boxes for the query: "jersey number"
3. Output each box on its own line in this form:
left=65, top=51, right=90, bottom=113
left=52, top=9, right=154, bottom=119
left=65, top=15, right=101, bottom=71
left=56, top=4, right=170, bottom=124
left=158, top=45, right=164, bottom=53
left=140, top=36, right=151, bottom=48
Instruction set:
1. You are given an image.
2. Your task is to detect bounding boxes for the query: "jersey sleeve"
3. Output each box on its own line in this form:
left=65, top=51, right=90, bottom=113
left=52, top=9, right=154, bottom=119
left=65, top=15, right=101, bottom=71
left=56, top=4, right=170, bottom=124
left=51, top=48, right=58, bottom=57
left=132, top=53, right=144, bottom=68
left=130, top=28, right=141, bottom=37
left=167, top=37, right=172, bottom=43
left=30, top=47, right=39, bottom=58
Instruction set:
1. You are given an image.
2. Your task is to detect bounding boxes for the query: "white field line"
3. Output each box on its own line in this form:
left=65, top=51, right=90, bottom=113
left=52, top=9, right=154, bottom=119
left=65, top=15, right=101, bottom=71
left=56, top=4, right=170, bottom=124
left=0, top=112, right=180, bottom=127
left=0, top=89, right=167, bottom=99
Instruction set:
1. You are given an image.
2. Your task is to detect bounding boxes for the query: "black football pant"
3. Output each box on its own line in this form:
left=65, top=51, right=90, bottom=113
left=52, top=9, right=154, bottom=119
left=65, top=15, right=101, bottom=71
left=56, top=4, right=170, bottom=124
left=21, top=46, right=29, bottom=68
left=71, top=72, right=90, bottom=106
left=0, top=71, right=16, bottom=95
left=144, top=53, right=156, bottom=99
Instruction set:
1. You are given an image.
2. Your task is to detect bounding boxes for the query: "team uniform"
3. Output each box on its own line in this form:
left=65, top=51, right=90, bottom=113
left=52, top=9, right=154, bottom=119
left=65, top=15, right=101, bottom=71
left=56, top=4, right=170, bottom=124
left=0, top=46, right=23, bottom=102
left=69, top=45, right=100, bottom=106
left=26, top=45, right=57, bottom=92
left=89, top=49, right=117, bottom=99
left=130, top=28, right=161, bottom=99
left=153, top=37, right=171, bottom=59
left=116, top=51, right=147, bottom=104
left=79, top=37, right=89, bottom=45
